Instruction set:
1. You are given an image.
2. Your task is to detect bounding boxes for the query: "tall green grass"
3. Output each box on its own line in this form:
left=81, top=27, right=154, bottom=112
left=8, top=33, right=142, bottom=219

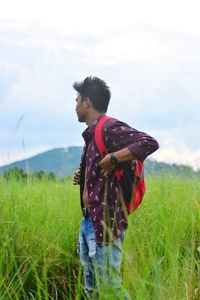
left=0, top=176, right=199, bottom=299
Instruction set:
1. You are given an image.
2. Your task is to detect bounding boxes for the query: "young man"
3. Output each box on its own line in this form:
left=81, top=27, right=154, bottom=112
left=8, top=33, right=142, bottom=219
left=73, top=76, right=159, bottom=298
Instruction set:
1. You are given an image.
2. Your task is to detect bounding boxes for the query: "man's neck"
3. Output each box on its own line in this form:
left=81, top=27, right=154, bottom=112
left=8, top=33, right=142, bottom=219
left=85, top=112, right=104, bottom=127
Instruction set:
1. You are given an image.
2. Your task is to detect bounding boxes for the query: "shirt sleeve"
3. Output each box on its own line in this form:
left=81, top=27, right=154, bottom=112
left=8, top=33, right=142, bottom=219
left=103, top=119, right=159, bottom=161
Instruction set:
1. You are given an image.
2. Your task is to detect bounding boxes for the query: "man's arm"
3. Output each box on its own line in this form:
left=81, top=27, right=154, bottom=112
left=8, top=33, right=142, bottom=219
left=99, top=119, right=159, bottom=176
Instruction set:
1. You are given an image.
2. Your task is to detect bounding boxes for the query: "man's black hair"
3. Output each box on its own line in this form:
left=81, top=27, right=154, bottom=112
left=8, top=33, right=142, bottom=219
left=73, top=76, right=111, bottom=113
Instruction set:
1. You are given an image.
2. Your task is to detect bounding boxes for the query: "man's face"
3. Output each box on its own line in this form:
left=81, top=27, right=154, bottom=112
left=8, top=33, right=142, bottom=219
left=75, top=94, right=87, bottom=122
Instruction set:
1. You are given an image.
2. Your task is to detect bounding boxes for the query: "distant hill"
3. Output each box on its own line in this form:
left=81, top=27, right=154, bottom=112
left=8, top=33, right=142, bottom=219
left=0, top=147, right=83, bottom=178
left=0, top=146, right=199, bottom=178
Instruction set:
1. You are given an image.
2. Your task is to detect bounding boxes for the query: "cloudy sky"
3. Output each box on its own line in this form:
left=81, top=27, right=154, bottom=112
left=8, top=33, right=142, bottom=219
left=0, top=0, right=200, bottom=169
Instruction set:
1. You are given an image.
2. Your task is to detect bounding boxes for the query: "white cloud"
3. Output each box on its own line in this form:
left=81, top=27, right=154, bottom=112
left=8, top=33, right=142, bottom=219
left=153, top=138, right=200, bottom=171
left=1, top=0, right=200, bottom=35
left=88, top=31, right=167, bottom=65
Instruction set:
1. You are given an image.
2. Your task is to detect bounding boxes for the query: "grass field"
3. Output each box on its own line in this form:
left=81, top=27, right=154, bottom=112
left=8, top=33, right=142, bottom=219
left=0, top=176, right=199, bottom=299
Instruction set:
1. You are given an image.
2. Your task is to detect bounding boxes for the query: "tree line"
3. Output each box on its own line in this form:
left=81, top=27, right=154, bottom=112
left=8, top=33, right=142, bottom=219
left=2, top=167, right=57, bottom=181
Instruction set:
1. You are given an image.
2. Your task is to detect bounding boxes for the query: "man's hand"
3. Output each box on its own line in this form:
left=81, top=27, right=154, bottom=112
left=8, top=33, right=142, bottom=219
left=99, top=154, right=115, bottom=177
left=99, top=148, right=136, bottom=177
left=73, top=169, right=80, bottom=185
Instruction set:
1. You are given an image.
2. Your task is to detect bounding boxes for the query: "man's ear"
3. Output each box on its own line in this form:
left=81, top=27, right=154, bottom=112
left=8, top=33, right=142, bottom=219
left=83, top=97, right=91, bottom=108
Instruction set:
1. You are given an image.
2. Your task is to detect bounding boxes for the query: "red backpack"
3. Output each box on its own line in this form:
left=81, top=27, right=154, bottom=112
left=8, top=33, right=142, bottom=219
left=94, top=115, right=146, bottom=213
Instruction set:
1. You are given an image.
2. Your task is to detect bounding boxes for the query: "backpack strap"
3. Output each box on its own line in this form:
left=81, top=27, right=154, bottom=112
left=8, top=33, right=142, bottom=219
left=94, top=115, right=112, bottom=156
left=95, top=115, right=125, bottom=181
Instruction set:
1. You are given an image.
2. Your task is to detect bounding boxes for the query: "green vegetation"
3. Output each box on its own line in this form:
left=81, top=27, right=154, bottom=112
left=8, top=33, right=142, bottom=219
left=3, top=167, right=57, bottom=182
left=0, top=176, right=199, bottom=299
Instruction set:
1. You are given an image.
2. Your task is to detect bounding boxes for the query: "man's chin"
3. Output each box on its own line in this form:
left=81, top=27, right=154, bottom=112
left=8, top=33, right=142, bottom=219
left=78, top=117, right=85, bottom=123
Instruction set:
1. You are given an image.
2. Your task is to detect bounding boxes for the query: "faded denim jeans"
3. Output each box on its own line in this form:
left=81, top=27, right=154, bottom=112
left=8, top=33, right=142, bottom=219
left=78, top=214, right=130, bottom=299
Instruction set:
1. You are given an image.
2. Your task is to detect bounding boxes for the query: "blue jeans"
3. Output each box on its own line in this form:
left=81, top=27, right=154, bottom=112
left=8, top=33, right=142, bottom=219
left=78, top=215, right=129, bottom=299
